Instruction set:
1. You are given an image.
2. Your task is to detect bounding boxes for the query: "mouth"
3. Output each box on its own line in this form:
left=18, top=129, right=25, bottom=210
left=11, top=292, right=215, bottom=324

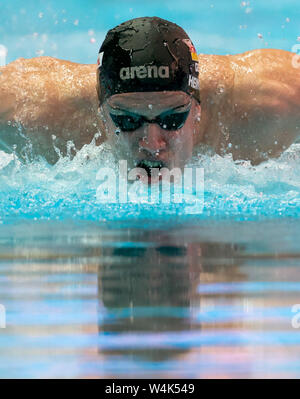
left=135, top=160, right=166, bottom=177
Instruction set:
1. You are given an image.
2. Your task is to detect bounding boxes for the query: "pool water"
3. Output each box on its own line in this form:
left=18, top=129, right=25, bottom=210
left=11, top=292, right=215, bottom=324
left=1, top=219, right=300, bottom=378
left=0, top=0, right=300, bottom=379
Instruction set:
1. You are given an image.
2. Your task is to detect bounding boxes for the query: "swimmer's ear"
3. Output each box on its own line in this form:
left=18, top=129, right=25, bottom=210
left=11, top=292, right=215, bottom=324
left=194, top=101, right=201, bottom=122
left=194, top=99, right=201, bottom=112
left=97, top=104, right=109, bottom=138
left=192, top=101, right=201, bottom=141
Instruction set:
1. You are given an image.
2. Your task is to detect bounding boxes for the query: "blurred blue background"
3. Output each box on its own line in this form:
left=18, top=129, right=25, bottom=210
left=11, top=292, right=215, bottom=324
left=0, top=0, right=299, bottom=64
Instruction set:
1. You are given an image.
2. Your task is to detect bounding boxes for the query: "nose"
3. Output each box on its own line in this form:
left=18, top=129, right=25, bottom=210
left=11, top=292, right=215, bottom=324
left=139, top=123, right=167, bottom=154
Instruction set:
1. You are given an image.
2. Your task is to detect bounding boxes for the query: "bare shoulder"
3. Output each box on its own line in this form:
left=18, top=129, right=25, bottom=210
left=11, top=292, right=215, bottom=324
left=197, top=53, right=235, bottom=98
left=224, top=49, right=300, bottom=162
left=0, top=62, right=18, bottom=122
left=229, top=49, right=300, bottom=111
left=0, top=56, right=98, bottom=125
left=0, top=56, right=102, bottom=162
left=231, top=48, right=298, bottom=71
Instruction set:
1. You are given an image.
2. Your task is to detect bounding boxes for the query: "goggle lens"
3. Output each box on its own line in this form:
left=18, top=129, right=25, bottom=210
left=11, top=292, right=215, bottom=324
left=110, top=110, right=190, bottom=132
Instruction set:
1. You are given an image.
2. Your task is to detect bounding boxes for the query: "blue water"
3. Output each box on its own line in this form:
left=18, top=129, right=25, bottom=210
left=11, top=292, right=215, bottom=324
left=1, top=0, right=300, bottom=63
left=1, top=219, right=300, bottom=378
left=0, top=0, right=300, bottom=379
left=0, top=142, right=299, bottom=223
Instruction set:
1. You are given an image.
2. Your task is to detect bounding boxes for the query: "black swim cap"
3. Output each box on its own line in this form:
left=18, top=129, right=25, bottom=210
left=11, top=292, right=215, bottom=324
left=97, top=17, right=200, bottom=105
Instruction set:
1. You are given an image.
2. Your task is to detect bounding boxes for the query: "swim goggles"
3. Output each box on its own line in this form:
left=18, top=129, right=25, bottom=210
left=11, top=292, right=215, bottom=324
left=109, top=108, right=190, bottom=132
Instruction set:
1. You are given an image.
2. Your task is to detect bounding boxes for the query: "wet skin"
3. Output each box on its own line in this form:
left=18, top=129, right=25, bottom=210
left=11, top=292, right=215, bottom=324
left=101, top=91, right=201, bottom=172
left=0, top=49, right=299, bottom=165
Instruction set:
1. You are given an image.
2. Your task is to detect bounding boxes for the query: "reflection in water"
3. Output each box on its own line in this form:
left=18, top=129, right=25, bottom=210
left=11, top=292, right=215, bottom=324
left=0, top=221, right=300, bottom=378
left=98, top=235, right=245, bottom=363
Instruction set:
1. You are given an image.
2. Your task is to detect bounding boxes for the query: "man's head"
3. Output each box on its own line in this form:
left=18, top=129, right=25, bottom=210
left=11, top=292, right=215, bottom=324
left=97, top=17, right=201, bottom=172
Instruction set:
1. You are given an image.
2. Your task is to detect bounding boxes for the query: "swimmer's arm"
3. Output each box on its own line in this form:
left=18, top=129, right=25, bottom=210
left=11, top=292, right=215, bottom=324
left=0, top=65, right=16, bottom=125
left=228, top=49, right=300, bottom=163
left=0, top=57, right=105, bottom=161
left=0, top=64, right=21, bottom=153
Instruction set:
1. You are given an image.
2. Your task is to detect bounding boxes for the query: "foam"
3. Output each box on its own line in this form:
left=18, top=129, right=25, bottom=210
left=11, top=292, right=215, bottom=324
left=0, top=140, right=299, bottom=223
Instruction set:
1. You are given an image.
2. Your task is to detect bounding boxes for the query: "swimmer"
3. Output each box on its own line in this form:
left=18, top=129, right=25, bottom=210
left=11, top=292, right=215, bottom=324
left=0, top=16, right=299, bottom=170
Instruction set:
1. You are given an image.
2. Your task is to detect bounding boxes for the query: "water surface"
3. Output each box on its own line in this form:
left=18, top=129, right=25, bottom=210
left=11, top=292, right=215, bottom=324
left=0, top=219, right=300, bottom=378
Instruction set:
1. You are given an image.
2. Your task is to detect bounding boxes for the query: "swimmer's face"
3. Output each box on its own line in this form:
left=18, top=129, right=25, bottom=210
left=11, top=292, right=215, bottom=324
left=101, top=91, right=201, bottom=172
